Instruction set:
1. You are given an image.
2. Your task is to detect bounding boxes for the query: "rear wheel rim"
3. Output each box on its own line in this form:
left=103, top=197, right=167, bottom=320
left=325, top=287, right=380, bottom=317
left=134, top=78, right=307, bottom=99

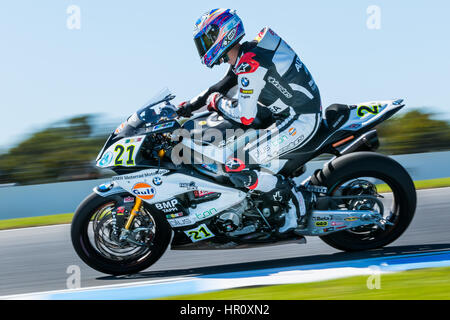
left=329, top=175, right=401, bottom=242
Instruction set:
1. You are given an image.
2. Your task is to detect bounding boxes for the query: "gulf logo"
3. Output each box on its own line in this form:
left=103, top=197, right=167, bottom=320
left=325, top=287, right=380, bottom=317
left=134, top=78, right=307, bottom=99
left=132, top=182, right=156, bottom=200
left=288, top=127, right=297, bottom=136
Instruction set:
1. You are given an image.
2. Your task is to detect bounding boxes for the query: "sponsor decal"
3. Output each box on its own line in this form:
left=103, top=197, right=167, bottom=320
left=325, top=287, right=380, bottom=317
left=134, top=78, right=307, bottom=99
left=344, top=217, right=359, bottom=222
left=196, top=208, right=218, bottom=220
left=241, top=77, right=250, bottom=87
left=168, top=217, right=194, bottom=227
left=112, top=169, right=170, bottom=181
left=123, top=196, right=135, bottom=203
left=315, top=221, right=328, bottom=227
left=332, top=115, right=345, bottom=128
left=155, top=199, right=179, bottom=213
left=131, top=182, right=156, bottom=200
left=268, top=76, right=292, bottom=98
left=235, top=52, right=260, bottom=75
left=278, top=134, right=305, bottom=155
left=235, top=62, right=251, bottom=74
left=99, top=151, right=113, bottom=167
left=152, top=176, right=162, bottom=186
left=124, top=137, right=142, bottom=144
left=179, top=181, right=197, bottom=190
left=331, top=221, right=345, bottom=226
left=240, top=88, right=253, bottom=94
left=254, top=134, right=289, bottom=160
left=336, top=225, right=347, bottom=230
left=254, top=28, right=266, bottom=42
left=194, top=190, right=214, bottom=198
left=198, top=120, right=207, bottom=126
left=222, top=28, right=237, bottom=47
left=165, top=212, right=184, bottom=219
left=152, top=122, right=174, bottom=132
left=268, top=105, right=283, bottom=113
left=313, top=216, right=333, bottom=221
left=273, top=191, right=283, bottom=202
left=323, top=227, right=335, bottom=232
left=114, top=122, right=125, bottom=134
left=288, top=127, right=297, bottom=136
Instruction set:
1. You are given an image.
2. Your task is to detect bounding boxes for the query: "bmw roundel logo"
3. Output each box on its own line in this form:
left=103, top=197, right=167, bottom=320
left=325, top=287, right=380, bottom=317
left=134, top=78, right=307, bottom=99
left=241, top=77, right=249, bottom=87
left=152, top=176, right=162, bottom=186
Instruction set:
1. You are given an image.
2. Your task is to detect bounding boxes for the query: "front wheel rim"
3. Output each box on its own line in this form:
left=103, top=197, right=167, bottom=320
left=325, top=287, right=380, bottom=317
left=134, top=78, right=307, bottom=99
left=84, top=200, right=157, bottom=263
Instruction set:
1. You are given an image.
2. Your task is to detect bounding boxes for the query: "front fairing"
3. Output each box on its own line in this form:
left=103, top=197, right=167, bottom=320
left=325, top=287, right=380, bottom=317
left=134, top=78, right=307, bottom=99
left=96, top=90, right=180, bottom=169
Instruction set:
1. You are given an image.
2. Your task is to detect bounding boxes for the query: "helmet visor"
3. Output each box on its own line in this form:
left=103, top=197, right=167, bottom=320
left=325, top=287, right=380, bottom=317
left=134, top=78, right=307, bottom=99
left=194, top=25, right=219, bottom=59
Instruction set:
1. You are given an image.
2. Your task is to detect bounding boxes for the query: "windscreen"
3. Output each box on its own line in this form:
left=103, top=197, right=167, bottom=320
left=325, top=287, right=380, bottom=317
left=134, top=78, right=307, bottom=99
left=136, top=88, right=177, bottom=124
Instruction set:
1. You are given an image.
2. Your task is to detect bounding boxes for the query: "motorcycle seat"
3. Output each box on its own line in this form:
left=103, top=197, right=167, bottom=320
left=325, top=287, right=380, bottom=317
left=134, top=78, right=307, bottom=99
left=324, top=103, right=351, bottom=130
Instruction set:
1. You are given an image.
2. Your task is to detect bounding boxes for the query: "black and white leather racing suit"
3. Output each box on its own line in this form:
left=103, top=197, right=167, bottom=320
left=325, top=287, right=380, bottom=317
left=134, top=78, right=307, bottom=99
left=186, top=27, right=322, bottom=231
left=187, top=27, right=322, bottom=186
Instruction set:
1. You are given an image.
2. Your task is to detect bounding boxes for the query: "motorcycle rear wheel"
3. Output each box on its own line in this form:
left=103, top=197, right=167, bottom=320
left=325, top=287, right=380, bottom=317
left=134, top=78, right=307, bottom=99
left=310, top=152, right=417, bottom=252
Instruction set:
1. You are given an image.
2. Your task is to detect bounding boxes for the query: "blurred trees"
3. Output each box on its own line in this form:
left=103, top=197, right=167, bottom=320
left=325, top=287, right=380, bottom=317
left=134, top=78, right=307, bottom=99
left=377, top=110, right=450, bottom=155
left=0, top=109, right=449, bottom=185
left=0, top=115, right=110, bottom=185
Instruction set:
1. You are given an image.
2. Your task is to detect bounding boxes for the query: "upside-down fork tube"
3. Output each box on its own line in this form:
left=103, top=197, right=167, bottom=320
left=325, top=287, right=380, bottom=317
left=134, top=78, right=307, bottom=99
left=124, top=197, right=142, bottom=230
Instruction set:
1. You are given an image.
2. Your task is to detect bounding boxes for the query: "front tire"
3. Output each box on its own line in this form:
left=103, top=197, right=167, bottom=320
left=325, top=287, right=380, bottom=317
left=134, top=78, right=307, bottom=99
left=71, top=192, right=172, bottom=275
left=310, top=152, right=416, bottom=252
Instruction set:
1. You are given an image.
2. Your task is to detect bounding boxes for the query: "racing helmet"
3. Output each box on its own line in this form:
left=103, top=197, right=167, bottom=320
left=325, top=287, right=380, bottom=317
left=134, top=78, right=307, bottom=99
left=193, top=9, right=245, bottom=68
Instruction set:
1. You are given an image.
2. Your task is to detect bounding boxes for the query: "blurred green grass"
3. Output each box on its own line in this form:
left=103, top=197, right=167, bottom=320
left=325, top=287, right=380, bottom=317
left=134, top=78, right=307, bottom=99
left=0, top=213, right=73, bottom=230
left=163, top=267, right=450, bottom=300
left=376, top=177, right=450, bottom=193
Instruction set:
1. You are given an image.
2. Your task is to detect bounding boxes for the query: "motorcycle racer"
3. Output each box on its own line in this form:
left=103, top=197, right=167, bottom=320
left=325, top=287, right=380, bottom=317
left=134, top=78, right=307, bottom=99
left=177, top=8, right=322, bottom=234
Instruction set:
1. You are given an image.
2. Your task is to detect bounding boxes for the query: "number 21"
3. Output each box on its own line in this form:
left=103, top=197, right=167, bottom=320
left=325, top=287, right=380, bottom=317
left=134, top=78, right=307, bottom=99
left=114, top=145, right=135, bottom=166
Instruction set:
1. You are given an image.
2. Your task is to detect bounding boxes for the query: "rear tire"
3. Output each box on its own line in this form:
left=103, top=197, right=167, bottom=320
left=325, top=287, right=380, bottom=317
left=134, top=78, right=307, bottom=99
left=71, top=192, right=172, bottom=275
left=310, top=152, right=416, bottom=252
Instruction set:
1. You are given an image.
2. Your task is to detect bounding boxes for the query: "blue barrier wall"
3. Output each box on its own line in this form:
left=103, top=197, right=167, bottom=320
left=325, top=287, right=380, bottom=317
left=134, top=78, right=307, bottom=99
left=1, top=151, right=449, bottom=220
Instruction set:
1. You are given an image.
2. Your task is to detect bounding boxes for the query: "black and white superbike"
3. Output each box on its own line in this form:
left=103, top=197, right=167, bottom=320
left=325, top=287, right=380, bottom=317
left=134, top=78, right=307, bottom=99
left=71, top=89, right=416, bottom=275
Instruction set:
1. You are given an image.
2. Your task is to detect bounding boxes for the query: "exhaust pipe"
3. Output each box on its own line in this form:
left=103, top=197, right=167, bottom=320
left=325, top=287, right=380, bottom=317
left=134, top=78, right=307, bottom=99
left=339, top=130, right=379, bottom=155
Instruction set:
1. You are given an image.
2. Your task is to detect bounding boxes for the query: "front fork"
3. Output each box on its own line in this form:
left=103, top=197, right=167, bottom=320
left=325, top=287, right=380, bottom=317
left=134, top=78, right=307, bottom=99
left=124, top=197, right=142, bottom=230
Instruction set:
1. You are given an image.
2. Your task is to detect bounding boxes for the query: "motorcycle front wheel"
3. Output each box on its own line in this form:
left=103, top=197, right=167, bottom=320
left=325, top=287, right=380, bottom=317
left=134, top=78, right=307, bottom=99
left=71, top=192, right=172, bottom=275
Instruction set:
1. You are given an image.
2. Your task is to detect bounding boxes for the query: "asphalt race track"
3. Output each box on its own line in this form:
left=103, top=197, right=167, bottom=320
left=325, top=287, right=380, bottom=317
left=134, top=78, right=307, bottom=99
left=0, top=188, right=449, bottom=297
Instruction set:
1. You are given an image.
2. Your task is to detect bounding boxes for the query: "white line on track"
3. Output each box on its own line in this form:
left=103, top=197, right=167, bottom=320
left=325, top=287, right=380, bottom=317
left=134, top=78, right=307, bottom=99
left=0, top=223, right=70, bottom=234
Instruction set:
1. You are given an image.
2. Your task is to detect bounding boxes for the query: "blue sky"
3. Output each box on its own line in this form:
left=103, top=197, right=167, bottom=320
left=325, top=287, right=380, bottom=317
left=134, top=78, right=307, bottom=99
left=0, top=1, right=449, bottom=150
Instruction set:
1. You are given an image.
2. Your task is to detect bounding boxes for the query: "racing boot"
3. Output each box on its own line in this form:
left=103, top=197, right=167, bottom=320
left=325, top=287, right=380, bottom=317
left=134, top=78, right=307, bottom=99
left=279, top=186, right=309, bottom=233
left=262, top=176, right=309, bottom=234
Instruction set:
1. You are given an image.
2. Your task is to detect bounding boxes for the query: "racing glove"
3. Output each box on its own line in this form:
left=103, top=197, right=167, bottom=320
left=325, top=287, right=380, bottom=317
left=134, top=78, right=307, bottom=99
left=206, top=92, right=222, bottom=112
left=176, top=101, right=193, bottom=117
